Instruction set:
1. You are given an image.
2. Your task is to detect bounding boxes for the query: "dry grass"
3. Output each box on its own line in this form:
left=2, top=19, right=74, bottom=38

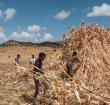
left=0, top=46, right=55, bottom=105
left=0, top=24, right=110, bottom=105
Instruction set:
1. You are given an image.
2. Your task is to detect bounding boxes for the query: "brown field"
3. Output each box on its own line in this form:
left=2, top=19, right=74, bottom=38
left=0, top=46, right=54, bottom=63
left=0, top=46, right=57, bottom=105
left=0, top=24, right=110, bottom=105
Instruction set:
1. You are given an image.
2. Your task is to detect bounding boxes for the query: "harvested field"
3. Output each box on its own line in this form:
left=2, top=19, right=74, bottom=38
left=0, top=24, right=110, bottom=105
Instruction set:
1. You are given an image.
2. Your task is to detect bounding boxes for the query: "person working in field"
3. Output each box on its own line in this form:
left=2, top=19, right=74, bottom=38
left=30, top=54, right=36, bottom=65
left=15, top=54, right=21, bottom=64
left=66, top=51, right=80, bottom=77
left=32, top=52, right=49, bottom=102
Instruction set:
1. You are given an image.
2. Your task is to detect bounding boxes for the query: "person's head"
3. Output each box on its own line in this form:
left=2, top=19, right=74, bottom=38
left=17, top=54, right=20, bottom=58
left=72, top=51, right=77, bottom=56
left=32, top=54, right=35, bottom=58
left=8, top=56, right=11, bottom=58
left=38, top=52, right=46, bottom=61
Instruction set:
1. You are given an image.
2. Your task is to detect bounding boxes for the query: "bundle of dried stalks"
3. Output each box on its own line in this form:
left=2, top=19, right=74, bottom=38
left=48, top=24, right=110, bottom=105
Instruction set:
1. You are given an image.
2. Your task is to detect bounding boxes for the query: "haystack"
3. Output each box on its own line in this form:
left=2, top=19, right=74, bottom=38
left=49, top=24, right=110, bottom=105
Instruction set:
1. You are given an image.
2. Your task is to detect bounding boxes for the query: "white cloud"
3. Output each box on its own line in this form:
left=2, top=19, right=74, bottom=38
left=1, top=25, right=52, bottom=43
left=11, top=31, right=36, bottom=42
left=9, top=25, right=53, bottom=42
left=0, top=26, right=7, bottom=41
left=54, top=10, right=71, bottom=20
left=87, top=3, right=110, bottom=17
left=4, top=8, right=16, bottom=20
left=27, top=24, right=46, bottom=33
left=11, top=25, right=42, bottom=42
left=27, top=25, right=41, bottom=33
left=11, top=31, right=53, bottom=42
left=0, top=32, right=7, bottom=40
left=42, top=33, right=53, bottom=41
left=0, top=8, right=16, bottom=20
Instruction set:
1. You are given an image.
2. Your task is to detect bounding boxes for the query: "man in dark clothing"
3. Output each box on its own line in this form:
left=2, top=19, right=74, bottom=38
left=15, top=54, right=20, bottom=64
left=33, top=52, right=49, bottom=102
left=66, top=51, right=80, bottom=77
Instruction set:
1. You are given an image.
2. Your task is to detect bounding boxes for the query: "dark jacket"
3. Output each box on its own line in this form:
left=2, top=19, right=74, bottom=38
left=15, top=57, right=20, bottom=64
left=67, top=55, right=79, bottom=66
left=33, top=58, right=44, bottom=74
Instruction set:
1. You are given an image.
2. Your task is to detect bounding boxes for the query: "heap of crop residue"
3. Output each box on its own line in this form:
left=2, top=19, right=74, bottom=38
left=49, top=24, right=110, bottom=105
left=1, top=24, right=110, bottom=105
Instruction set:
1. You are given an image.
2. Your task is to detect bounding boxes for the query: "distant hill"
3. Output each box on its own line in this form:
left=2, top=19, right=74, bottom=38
left=1, top=40, right=61, bottom=48
left=1, top=40, right=20, bottom=46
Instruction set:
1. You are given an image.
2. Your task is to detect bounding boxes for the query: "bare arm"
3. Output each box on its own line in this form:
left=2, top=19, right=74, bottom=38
left=33, top=65, right=44, bottom=74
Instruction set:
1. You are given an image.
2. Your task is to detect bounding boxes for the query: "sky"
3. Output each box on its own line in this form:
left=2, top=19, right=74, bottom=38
left=0, top=0, right=110, bottom=43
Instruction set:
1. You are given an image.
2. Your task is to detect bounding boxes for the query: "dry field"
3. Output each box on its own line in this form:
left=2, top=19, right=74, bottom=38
left=0, top=46, right=56, bottom=105
left=0, top=24, right=110, bottom=105
left=0, top=46, right=54, bottom=63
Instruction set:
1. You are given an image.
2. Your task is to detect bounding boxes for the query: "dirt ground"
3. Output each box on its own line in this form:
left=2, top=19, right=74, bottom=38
left=0, top=46, right=55, bottom=63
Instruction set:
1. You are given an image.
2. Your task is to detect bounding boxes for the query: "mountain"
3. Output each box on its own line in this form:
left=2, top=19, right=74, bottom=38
left=1, top=40, right=20, bottom=46
left=1, top=40, right=61, bottom=48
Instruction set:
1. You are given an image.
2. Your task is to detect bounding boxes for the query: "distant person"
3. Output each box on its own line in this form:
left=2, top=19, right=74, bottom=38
left=15, top=54, right=20, bottom=64
left=30, top=54, right=36, bottom=65
left=8, top=56, right=11, bottom=58
left=66, top=51, right=80, bottom=77
left=33, top=52, right=49, bottom=103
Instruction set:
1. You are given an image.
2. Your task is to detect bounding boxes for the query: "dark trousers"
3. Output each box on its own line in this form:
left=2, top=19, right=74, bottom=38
left=33, top=75, right=49, bottom=99
left=66, top=64, right=73, bottom=77
left=33, top=76, right=39, bottom=99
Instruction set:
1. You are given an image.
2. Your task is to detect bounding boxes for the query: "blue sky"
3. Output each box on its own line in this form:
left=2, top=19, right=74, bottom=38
left=0, top=0, right=110, bottom=43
